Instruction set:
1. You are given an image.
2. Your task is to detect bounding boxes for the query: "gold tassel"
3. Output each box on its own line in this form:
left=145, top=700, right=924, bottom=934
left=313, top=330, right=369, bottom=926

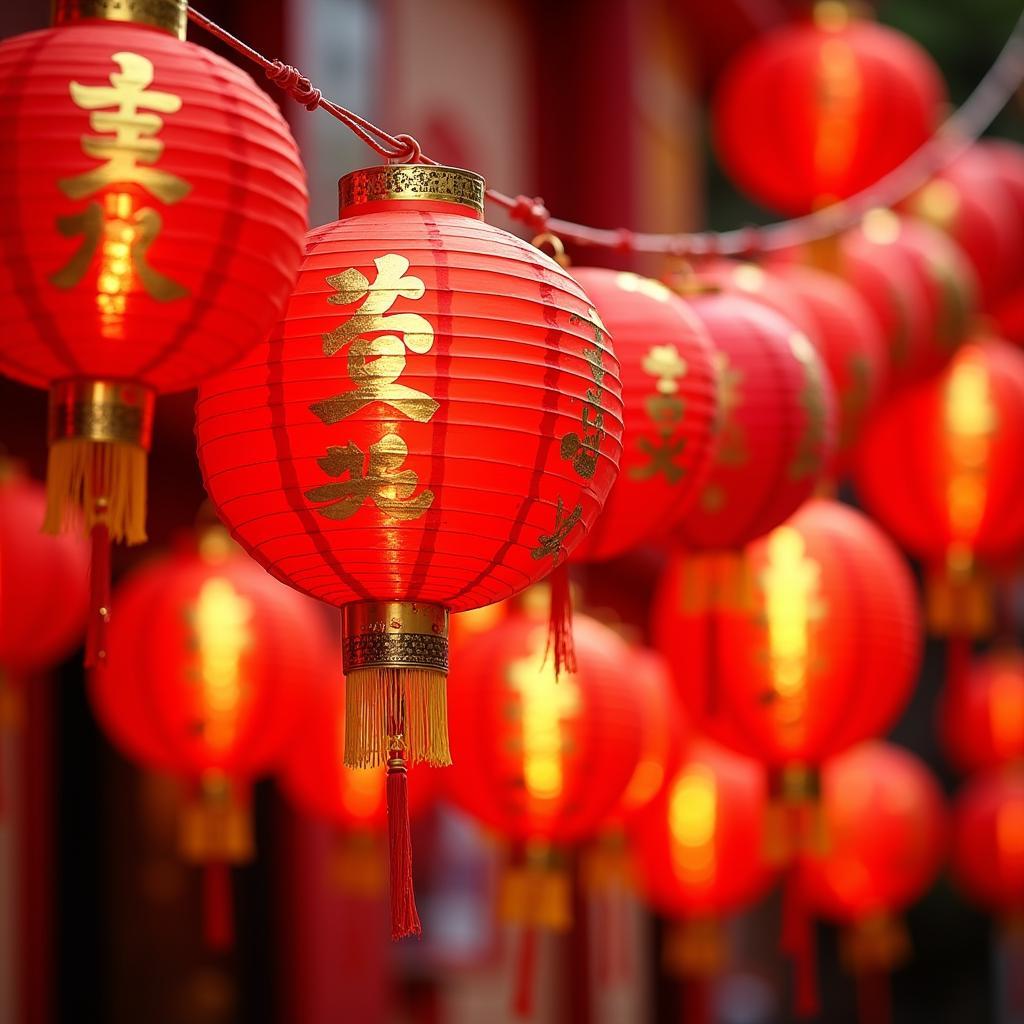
left=498, top=844, right=572, bottom=932
left=663, top=918, right=726, bottom=977
left=179, top=775, right=253, bottom=865
left=841, top=914, right=910, bottom=974
left=344, top=666, right=450, bottom=768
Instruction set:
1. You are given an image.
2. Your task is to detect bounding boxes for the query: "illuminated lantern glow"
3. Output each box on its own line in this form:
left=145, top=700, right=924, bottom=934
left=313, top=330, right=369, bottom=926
left=671, top=287, right=837, bottom=551
left=903, top=146, right=1024, bottom=311
left=940, top=647, right=1024, bottom=774
left=196, top=164, right=622, bottom=936
left=628, top=738, right=775, bottom=1022
left=950, top=766, right=1024, bottom=919
left=0, top=0, right=307, bottom=562
left=854, top=338, right=1024, bottom=638
left=712, top=7, right=946, bottom=215
left=653, top=499, right=920, bottom=851
left=567, top=268, right=718, bottom=562
left=91, top=526, right=330, bottom=946
left=0, top=464, right=89, bottom=677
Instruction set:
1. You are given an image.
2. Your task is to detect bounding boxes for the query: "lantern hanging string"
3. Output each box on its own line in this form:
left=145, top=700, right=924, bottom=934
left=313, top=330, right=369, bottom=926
left=186, top=5, right=1024, bottom=256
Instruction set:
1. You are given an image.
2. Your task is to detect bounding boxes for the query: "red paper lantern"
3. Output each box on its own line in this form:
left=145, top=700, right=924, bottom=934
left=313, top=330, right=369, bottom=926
left=745, top=261, right=888, bottom=462
left=903, top=146, right=1024, bottom=310
left=0, top=464, right=89, bottom=676
left=940, top=647, right=1024, bottom=774
left=801, top=742, right=946, bottom=925
left=854, top=337, right=1024, bottom=635
left=838, top=211, right=976, bottom=389
left=712, top=9, right=945, bottom=215
left=628, top=737, right=774, bottom=920
left=0, top=1, right=307, bottom=551
left=950, top=766, right=1024, bottom=918
left=567, top=269, right=718, bottom=562
left=653, top=499, right=920, bottom=781
left=672, top=288, right=836, bottom=550
left=280, top=676, right=437, bottom=832
left=196, top=164, right=622, bottom=773
left=445, top=607, right=642, bottom=845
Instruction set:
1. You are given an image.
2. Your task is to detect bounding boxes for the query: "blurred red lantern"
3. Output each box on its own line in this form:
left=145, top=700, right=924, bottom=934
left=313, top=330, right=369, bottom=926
left=854, top=338, right=1024, bottom=638
left=0, top=464, right=89, bottom=677
left=654, top=500, right=920, bottom=801
left=753, top=261, right=888, bottom=462
left=567, top=269, right=718, bottom=562
left=197, top=164, right=623, bottom=936
left=950, top=766, right=1024, bottom=919
left=840, top=211, right=976, bottom=389
left=941, top=647, right=1024, bottom=774
left=91, top=526, right=330, bottom=946
left=712, top=9, right=945, bottom=215
left=985, top=140, right=1024, bottom=336
left=0, top=1, right=307, bottom=561
left=903, top=146, right=1024, bottom=310
left=672, top=288, right=836, bottom=550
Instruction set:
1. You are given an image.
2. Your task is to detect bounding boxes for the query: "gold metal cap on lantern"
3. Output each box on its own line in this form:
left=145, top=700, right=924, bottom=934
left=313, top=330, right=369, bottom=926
left=339, top=164, right=486, bottom=217
left=52, top=0, right=188, bottom=38
left=49, top=379, right=155, bottom=450
left=341, top=601, right=451, bottom=769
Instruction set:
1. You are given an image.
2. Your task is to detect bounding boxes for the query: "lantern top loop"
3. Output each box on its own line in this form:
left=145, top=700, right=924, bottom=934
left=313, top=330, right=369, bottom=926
left=339, top=164, right=486, bottom=217
left=53, top=0, right=188, bottom=39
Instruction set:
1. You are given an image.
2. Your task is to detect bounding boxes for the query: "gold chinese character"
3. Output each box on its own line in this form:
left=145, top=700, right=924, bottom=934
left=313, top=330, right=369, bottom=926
left=51, top=51, right=189, bottom=304
left=310, top=254, right=438, bottom=425
left=712, top=351, right=747, bottom=467
left=630, top=344, right=689, bottom=483
left=531, top=496, right=583, bottom=563
left=304, top=433, right=434, bottom=522
left=560, top=309, right=608, bottom=479
left=786, top=333, right=828, bottom=480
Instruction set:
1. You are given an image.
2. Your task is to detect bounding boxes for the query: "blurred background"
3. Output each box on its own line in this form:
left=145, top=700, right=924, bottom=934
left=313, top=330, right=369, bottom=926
left=1, top=0, right=1023, bottom=1022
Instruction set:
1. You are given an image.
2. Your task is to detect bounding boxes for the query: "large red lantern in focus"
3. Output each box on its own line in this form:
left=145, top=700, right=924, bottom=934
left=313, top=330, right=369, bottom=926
left=940, top=647, right=1024, bottom=774
left=951, top=766, right=1024, bottom=920
left=91, top=526, right=330, bottom=946
left=0, top=464, right=89, bottom=677
left=800, top=742, right=946, bottom=1019
left=654, top=499, right=920, bottom=814
left=628, top=738, right=775, bottom=1023
left=672, top=288, right=836, bottom=550
left=0, top=0, right=307, bottom=559
left=712, top=8, right=945, bottom=215
left=567, top=269, right=718, bottom=562
left=854, top=337, right=1024, bottom=639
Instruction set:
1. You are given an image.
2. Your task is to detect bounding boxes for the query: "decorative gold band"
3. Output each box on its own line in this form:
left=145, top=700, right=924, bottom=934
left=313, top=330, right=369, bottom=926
left=341, top=601, right=449, bottom=674
left=52, top=0, right=187, bottom=38
left=49, top=379, right=156, bottom=450
left=773, top=764, right=821, bottom=802
left=339, top=164, right=485, bottom=217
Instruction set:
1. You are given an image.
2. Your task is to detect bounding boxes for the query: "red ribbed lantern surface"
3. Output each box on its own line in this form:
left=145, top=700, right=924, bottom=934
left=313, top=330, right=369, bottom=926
left=712, top=10, right=945, bottom=215
left=951, top=767, right=1024, bottom=919
left=801, top=742, right=946, bottom=925
left=941, top=648, right=1024, bottom=774
left=445, top=607, right=642, bottom=845
left=567, top=269, right=717, bottom=562
left=654, top=500, right=920, bottom=778
left=854, top=338, right=1024, bottom=637
left=0, top=465, right=89, bottom=676
left=673, top=289, right=836, bottom=550
left=0, top=0, right=307, bottom=550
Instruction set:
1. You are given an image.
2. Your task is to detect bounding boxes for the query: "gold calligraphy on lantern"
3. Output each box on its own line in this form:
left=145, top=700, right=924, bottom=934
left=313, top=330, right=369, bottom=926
left=306, top=254, right=437, bottom=524
left=786, top=333, right=829, bottom=480
left=530, top=496, right=583, bottom=564
left=630, top=343, right=689, bottom=484
left=559, top=308, right=609, bottom=479
left=51, top=51, right=190, bottom=311
left=506, top=631, right=581, bottom=800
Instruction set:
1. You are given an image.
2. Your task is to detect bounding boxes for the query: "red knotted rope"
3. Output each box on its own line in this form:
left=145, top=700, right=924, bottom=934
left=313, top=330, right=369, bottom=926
left=186, top=4, right=1024, bottom=255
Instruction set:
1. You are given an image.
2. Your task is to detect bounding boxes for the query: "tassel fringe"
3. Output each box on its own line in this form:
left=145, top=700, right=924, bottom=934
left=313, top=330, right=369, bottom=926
left=545, top=562, right=577, bottom=677
left=344, top=667, right=450, bottom=768
left=386, top=754, right=422, bottom=940
left=44, top=438, right=147, bottom=545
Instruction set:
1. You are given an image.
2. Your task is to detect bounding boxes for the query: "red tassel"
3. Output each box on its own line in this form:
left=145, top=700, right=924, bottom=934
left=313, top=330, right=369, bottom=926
left=85, top=523, right=111, bottom=669
left=781, top=868, right=820, bottom=1019
left=945, top=634, right=972, bottom=698
left=202, top=861, right=234, bottom=952
left=545, top=562, right=576, bottom=676
left=681, top=976, right=711, bottom=1024
left=512, top=926, right=538, bottom=1018
left=856, top=971, right=892, bottom=1024
left=386, top=751, right=422, bottom=940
